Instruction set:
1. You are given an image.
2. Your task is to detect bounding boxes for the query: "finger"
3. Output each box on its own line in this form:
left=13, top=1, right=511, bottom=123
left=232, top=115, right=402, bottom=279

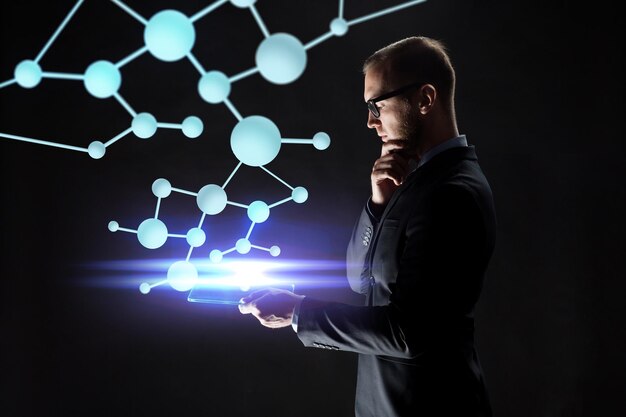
left=240, top=288, right=270, bottom=304
left=238, top=301, right=257, bottom=315
left=380, top=139, right=412, bottom=157
left=372, top=167, right=405, bottom=186
left=376, top=154, right=410, bottom=173
left=372, top=161, right=409, bottom=185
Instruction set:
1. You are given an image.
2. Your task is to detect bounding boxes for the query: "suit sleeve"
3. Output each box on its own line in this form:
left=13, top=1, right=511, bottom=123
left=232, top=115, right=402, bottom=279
left=297, top=184, right=485, bottom=358
left=345, top=200, right=377, bottom=294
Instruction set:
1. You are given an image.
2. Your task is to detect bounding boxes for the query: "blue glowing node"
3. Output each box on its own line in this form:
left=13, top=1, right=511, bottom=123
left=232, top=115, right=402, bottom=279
left=108, top=221, right=119, bottom=232
left=132, top=113, right=158, bottom=139
left=247, top=201, right=270, bottom=223
left=236, top=238, right=252, bottom=254
left=230, top=0, right=256, bottom=8
left=313, top=132, right=331, bottom=150
left=186, top=227, right=206, bottom=247
left=269, top=245, right=281, bottom=257
left=197, top=184, right=227, bottom=215
left=137, top=218, right=168, bottom=249
left=330, top=18, right=349, bottom=36
left=198, top=71, right=231, bottom=104
left=210, top=249, right=223, bottom=263
left=139, top=282, right=151, bottom=294
left=152, top=178, right=172, bottom=198
left=256, top=33, right=307, bottom=85
left=167, top=260, right=198, bottom=292
left=292, top=186, right=308, bottom=203
left=182, top=116, right=203, bottom=138
left=145, top=10, right=195, bottom=62
left=88, top=141, right=106, bottom=159
left=14, top=60, right=42, bottom=88
left=231, top=116, right=281, bottom=166
left=84, top=61, right=121, bottom=99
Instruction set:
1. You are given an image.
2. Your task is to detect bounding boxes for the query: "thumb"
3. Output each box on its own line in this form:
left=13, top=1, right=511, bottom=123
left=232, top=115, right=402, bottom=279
left=238, top=301, right=253, bottom=315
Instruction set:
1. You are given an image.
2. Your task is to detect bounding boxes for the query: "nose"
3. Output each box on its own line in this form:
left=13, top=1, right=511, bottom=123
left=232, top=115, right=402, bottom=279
left=367, top=111, right=381, bottom=129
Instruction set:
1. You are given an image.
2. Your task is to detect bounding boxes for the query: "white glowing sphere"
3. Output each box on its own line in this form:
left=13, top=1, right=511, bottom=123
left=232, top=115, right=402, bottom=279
left=14, top=60, right=42, bottom=88
left=84, top=60, right=121, bottom=98
left=137, top=218, right=168, bottom=249
left=145, top=10, right=195, bottom=62
left=88, top=141, right=106, bottom=159
left=236, top=238, right=252, bottom=254
left=132, top=113, right=158, bottom=139
left=197, top=184, right=228, bottom=215
left=292, top=187, right=308, bottom=203
left=186, top=227, right=206, bottom=247
left=230, top=116, right=281, bottom=167
left=247, top=201, right=270, bottom=223
left=198, top=71, right=231, bottom=104
left=152, top=178, right=172, bottom=198
left=256, top=33, right=307, bottom=85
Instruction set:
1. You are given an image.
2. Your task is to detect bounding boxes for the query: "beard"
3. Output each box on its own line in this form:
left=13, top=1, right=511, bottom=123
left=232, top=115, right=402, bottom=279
left=397, top=99, right=422, bottom=156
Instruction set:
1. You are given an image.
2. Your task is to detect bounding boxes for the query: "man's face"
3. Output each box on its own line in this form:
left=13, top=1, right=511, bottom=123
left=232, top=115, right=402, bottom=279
left=364, top=65, right=421, bottom=149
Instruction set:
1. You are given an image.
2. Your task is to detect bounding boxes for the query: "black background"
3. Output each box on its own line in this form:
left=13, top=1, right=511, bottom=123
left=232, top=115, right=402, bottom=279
left=1, top=1, right=625, bottom=416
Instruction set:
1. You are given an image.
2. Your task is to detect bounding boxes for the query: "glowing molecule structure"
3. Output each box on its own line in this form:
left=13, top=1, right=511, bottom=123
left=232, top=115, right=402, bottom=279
left=108, top=146, right=315, bottom=294
left=0, top=1, right=205, bottom=158
left=0, top=0, right=430, bottom=296
left=1, top=0, right=428, bottom=157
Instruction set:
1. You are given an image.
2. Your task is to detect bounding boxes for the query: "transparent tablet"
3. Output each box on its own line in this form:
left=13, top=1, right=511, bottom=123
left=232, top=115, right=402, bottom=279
left=187, top=282, right=296, bottom=305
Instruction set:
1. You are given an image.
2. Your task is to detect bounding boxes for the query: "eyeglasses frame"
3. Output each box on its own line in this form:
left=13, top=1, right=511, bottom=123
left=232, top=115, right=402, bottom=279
left=366, top=81, right=426, bottom=118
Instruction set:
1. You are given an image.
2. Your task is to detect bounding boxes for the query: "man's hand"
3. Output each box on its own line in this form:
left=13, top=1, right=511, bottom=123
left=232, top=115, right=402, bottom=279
left=370, top=139, right=415, bottom=211
left=238, top=288, right=304, bottom=329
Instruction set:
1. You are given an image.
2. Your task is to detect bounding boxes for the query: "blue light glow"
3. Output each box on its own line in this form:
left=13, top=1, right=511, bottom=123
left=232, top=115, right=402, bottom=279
left=167, top=260, right=198, bottom=291
left=84, top=257, right=351, bottom=298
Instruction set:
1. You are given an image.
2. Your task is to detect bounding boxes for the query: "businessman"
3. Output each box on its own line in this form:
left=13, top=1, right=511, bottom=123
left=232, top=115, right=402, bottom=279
left=239, top=36, right=496, bottom=417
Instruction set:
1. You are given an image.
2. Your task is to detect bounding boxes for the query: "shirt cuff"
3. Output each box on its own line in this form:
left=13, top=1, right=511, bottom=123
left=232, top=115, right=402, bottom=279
left=365, top=196, right=382, bottom=223
left=291, top=296, right=304, bottom=333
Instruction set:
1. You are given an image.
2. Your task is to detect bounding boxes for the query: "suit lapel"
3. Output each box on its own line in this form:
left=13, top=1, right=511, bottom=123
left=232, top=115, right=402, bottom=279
left=377, top=145, right=478, bottom=225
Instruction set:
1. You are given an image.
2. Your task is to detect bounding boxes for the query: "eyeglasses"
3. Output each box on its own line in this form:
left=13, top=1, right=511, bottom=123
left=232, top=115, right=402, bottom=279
left=366, top=81, right=425, bottom=118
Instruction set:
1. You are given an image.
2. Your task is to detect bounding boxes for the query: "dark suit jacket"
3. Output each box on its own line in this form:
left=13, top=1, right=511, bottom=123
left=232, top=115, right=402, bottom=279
left=296, top=146, right=496, bottom=417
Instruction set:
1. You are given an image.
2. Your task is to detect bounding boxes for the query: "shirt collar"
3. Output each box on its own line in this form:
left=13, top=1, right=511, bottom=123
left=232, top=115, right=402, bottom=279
left=417, top=134, right=468, bottom=168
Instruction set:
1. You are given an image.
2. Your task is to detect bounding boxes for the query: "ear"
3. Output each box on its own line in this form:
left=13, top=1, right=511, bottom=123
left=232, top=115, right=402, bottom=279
left=416, top=84, right=437, bottom=115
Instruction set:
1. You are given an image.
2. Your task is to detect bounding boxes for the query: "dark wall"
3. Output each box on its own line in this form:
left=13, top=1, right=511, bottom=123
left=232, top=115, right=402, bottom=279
left=1, top=1, right=624, bottom=416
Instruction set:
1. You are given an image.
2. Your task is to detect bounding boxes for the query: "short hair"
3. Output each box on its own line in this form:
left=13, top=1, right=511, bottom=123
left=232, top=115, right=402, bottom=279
left=363, top=36, right=456, bottom=109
